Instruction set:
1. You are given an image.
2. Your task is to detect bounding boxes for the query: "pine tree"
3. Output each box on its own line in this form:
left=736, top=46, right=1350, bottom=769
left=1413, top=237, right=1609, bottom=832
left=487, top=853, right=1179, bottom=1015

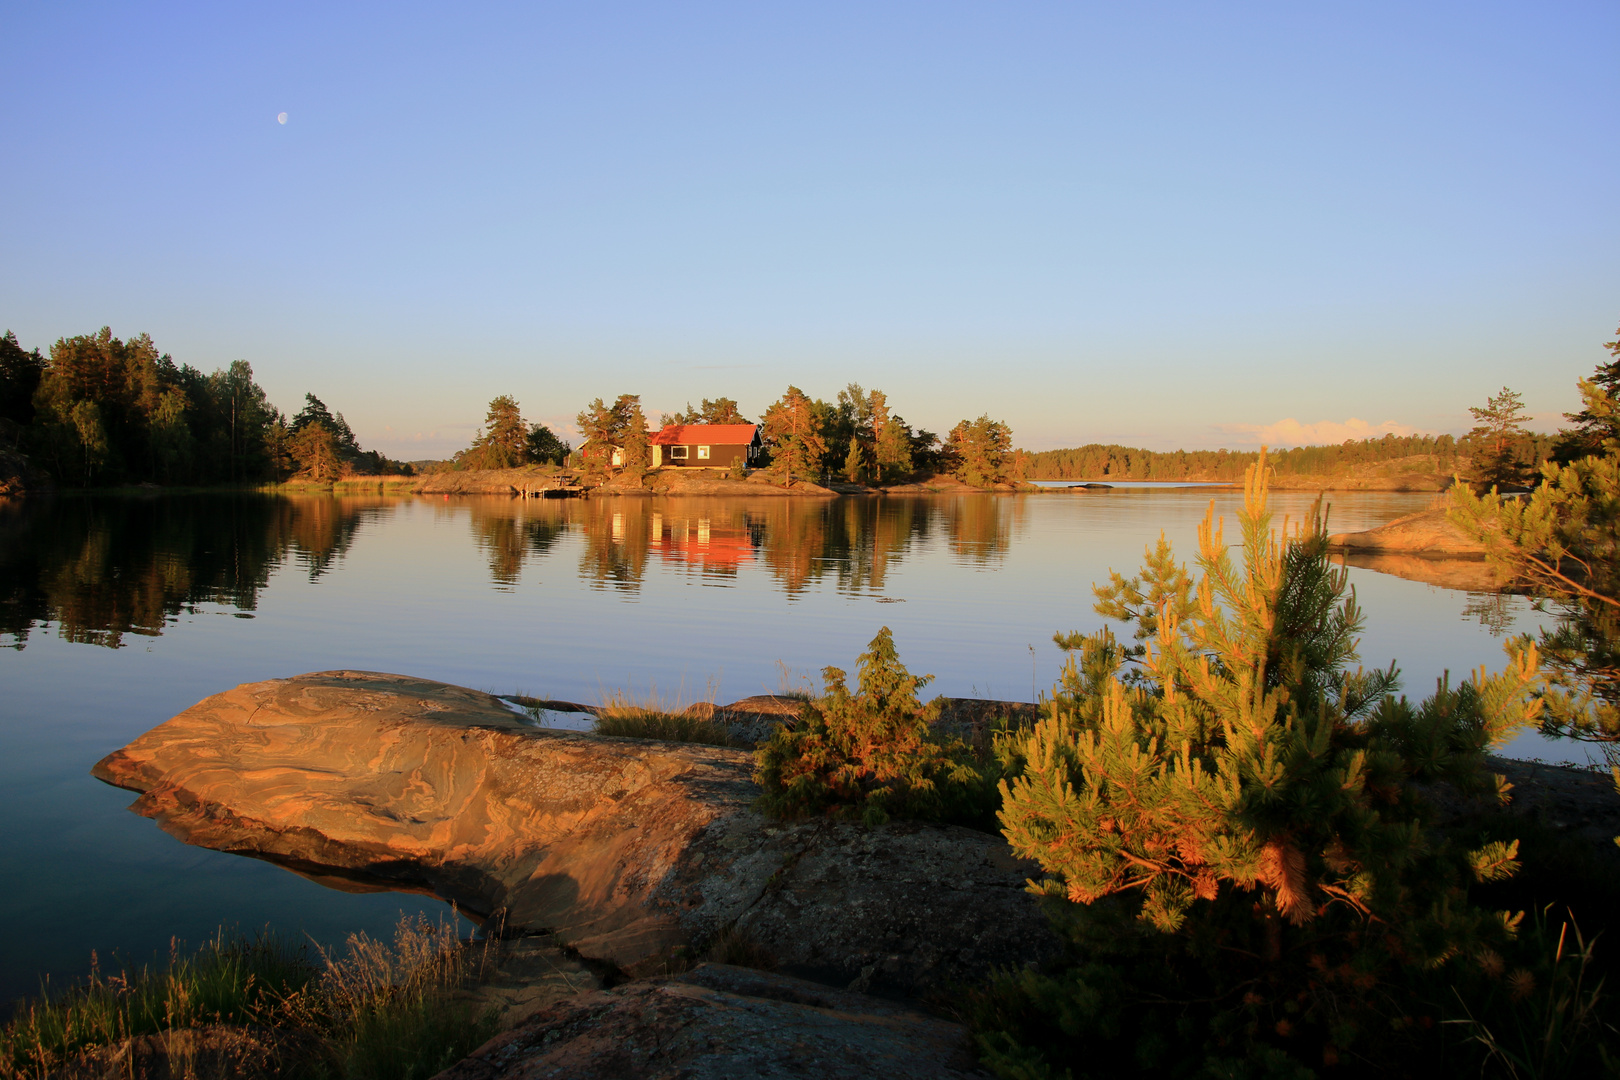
left=947, top=415, right=1012, bottom=487
left=1467, top=386, right=1533, bottom=489
left=1450, top=339, right=1620, bottom=757
left=461, top=395, right=529, bottom=469
left=984, top=454, right=1543, bottom=1073
left=1554, top=325, right=1620, bottom=462
left=759, top=386, right=827, bottom=486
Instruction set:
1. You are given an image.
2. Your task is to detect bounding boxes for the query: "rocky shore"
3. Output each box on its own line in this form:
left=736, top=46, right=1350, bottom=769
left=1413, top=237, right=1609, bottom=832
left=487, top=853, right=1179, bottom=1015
left=88, top=669, right=1617, bottom=1078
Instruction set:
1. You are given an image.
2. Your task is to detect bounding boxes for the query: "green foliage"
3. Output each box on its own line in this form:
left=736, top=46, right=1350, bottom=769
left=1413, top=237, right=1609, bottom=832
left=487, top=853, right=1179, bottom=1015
left=871, top=390, right=915, bottom=482
left=1553, top=326, right=1620, bottom=463
left=754, top=627, right=997, bottom=825
left=1024, top=433, right=1472, bottom=483
left=0, top=916, right=498, bottom=1080
left=980, top=455, right=1545, bottom=1075
left=0, top=330, right=44, bottom=433
left=0, top=932, right=315, bottom=1076
left=575, top=393, right=644, bottom=472
left=1468, top=386, right=1536, bottom=489
left=759, top=385, right=827, bottom=485
left=948, top=415, right=1014, bottom=487
left=1449, top=336, right=1620, bottom=754
left=665, top=397, right=749, bottom=425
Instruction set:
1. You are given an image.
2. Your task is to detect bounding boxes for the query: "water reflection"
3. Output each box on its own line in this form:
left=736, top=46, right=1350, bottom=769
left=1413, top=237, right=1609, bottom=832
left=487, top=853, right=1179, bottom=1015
left=0, top=495, right=381, bottom=648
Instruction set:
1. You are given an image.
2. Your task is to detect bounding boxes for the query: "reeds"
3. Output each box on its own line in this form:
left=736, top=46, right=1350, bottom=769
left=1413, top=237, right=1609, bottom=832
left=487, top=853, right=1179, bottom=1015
left=592, top=682, right=741, bottom=747
left=0, top=914, right=498, bottom=1080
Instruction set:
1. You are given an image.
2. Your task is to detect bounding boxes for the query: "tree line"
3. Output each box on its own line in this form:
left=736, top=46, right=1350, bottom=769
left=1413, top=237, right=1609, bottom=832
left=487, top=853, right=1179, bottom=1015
left=0, top=327, right=412, bottom=487
left=561, top=384, right=1022, bottom=487
left=1023, top=428, right=1558, bottom=484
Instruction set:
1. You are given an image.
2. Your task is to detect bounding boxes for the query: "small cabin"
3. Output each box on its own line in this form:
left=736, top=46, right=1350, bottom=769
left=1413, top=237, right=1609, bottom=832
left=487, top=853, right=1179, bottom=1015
left=649, top=424, right=761, bottom=469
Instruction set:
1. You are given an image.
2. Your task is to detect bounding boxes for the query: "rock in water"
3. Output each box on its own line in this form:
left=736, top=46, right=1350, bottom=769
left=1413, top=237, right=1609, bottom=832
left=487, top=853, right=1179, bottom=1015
left=433, top=963, right=990, bottom=1080
left=94, top=670, right=1057, bottom=994
left=1325, top=506, right=1487, bottom=556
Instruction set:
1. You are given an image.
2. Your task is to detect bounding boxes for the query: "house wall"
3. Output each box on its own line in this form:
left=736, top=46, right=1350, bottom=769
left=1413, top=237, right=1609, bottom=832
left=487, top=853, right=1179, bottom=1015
left=663, top=443, right=751, bottom=468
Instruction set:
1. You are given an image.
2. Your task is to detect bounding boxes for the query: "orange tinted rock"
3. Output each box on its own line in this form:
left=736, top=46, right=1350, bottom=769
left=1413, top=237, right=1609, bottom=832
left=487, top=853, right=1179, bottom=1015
left=94, top=671, right=1058, bottom=992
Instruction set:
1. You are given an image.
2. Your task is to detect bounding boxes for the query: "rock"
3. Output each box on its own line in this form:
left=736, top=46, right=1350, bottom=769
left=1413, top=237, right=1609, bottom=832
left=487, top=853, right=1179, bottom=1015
left=93, top=671, right=1058, bottom=996
left=47, top=1024, right=315, bottom=1080
left=1326, top=506, right=1488, bottom=557
left=431, top=963, right=990, bottom=1080
left=1331, top=552, right=1516, bottom=592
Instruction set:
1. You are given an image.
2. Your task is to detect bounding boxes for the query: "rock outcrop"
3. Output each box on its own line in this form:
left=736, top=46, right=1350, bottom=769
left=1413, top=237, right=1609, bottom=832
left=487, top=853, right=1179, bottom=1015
left=1326, top=506, right=1487, bottom=557
left=93, top=671, right=1058, bottom=995
left=434, top=963, right=989, bottom=1080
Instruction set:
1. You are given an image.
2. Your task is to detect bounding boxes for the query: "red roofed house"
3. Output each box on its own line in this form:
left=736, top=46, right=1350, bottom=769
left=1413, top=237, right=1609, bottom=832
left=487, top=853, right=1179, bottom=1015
left=649, top=424, right=762, bottom=469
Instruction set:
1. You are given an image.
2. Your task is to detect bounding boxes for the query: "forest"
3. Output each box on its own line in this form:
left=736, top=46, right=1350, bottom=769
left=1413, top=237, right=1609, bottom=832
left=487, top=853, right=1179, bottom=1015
left=0, top=328, right=411, bottom=488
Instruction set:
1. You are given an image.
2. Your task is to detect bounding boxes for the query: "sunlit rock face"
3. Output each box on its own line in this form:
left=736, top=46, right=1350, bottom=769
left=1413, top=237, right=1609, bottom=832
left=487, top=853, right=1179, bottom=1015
left=1326, top=506, right=1487, bottom=556
left=94, top=671, right=1056, bottom=994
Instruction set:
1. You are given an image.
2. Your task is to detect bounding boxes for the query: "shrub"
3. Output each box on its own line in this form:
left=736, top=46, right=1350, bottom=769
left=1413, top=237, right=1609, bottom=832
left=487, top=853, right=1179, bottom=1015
left=754, top=627, right=998, bottom=826
left=975, top=455, right=1548, bottom=1076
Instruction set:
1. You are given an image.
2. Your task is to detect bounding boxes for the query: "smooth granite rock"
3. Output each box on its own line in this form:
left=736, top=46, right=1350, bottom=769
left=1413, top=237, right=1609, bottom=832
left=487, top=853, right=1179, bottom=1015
left=93, top=671, right=1058, bottom=992
left=1326, top=506, right=1487, bottom=557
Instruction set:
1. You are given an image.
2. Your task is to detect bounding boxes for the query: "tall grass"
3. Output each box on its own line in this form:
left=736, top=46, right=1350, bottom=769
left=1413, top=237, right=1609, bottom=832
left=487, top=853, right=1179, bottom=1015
left=0, top=915, right=498, bottom=1080
left=592, top=684, right=741, bottom=747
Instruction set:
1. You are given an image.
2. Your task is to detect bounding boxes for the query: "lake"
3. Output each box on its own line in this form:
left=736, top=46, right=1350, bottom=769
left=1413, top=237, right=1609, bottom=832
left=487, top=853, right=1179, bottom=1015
left=0, top=487, right=1572, bottom=1005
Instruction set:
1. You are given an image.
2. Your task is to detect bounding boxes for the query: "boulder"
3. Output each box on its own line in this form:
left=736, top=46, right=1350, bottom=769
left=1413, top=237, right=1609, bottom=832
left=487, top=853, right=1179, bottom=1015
left=432, top=963, right=989, bottom=1080
left=1326, top=506, right=1487, bottom=557
left=93, top=671, right=1058, bottom=995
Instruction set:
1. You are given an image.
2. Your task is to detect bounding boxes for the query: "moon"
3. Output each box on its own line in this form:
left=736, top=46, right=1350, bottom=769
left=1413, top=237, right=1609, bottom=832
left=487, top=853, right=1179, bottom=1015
left=277, top=112, right=287, bottom=125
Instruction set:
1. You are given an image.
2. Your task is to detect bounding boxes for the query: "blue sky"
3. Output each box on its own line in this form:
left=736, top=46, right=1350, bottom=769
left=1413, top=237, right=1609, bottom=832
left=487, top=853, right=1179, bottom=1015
left=3, top=2, right=1616, bottom=457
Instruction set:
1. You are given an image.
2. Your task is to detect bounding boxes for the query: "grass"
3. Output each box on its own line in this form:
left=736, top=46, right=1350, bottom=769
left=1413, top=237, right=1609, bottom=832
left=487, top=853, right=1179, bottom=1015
left=0, top=915, right=498, bottom=1080
left=593, top=709, right=742, bottom=747
left=589, top=684, right=743, bottom=747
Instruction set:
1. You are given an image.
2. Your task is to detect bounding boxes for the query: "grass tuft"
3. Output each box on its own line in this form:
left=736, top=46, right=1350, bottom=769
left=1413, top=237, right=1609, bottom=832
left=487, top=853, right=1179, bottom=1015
left=0, top=914, right=498, bottom=1080
left=593, top=710, right=742, bottom=747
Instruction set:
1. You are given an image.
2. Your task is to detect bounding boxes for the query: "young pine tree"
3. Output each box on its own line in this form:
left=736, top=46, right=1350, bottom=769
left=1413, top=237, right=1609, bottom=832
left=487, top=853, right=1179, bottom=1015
left=981, top=454, right=1543, bottom=1076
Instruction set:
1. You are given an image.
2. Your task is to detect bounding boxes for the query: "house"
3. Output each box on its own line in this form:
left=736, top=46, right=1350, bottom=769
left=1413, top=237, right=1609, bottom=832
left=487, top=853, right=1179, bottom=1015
left=649, top=424, right=761, bottom=469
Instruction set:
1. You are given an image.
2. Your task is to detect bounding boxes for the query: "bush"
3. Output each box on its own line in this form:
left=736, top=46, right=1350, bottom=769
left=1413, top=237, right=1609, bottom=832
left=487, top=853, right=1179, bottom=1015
left=754, top=627, right=1000, bottom=826
left=974, top=455, right=1552, bottom=1076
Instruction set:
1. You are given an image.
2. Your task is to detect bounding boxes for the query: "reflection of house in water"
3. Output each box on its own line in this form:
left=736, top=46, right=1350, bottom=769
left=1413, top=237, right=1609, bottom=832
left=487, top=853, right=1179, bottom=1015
left=648, top=511, right=755, bottom=574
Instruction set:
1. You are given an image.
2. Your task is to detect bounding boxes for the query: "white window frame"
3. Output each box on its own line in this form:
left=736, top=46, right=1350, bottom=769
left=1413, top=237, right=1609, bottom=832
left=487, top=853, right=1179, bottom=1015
left=697, top=445, right=711, bottom=460
left=670, top=446, right=689, bottom=460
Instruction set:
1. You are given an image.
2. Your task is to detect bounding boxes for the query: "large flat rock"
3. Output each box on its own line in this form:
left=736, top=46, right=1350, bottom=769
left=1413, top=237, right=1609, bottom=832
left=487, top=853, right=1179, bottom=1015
left=433, top=964, right=989, bottom=1080
left=93, top=671, right=1057, bottom=994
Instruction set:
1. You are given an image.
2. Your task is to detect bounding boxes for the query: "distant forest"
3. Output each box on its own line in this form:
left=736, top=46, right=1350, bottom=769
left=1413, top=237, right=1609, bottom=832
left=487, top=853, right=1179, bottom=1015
left=1023, top=431, right=1556, bottom=482
left=0, top=327, right=412, bottom=487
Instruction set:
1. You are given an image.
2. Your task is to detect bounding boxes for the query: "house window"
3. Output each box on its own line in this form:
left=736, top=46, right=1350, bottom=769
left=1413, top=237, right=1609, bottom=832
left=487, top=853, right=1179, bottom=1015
left=670, top=446, right=688, bottom=459
left=697, top=446, right=710, bottom=459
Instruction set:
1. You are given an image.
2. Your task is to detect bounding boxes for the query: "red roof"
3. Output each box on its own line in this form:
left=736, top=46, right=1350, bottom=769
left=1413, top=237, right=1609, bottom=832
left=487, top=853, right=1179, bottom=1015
left=650, top=424, right=758, bottom=446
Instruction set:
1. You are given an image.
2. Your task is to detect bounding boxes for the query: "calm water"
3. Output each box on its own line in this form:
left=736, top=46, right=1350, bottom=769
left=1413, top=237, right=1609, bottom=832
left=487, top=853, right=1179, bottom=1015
left=0, top=489, right=1569, bottom=1004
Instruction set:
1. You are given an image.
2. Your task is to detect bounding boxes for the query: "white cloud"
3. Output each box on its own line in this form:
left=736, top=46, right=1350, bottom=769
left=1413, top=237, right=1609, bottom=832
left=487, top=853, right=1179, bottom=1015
left=1218, top=417, right=1426, bottom=448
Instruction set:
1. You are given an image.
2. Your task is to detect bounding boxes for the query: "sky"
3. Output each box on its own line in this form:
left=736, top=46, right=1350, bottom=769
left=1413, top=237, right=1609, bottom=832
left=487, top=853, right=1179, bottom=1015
left=2, top=1, right=1616, bottom=459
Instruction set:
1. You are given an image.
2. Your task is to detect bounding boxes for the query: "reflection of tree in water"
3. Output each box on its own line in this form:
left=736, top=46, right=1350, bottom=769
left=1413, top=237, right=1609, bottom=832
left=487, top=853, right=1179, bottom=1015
left=821, top=498, right=933, bottom=595
left=0, top=495, right=375, bottom=649
left=465, top=499, right=567, bottom=587
left=284, top=497, right=378, bottom=581
left=577, top=499, right=651, bottom=592
left=944, top=494, right=1020, bottom=563
left=1461, top=590, right=1524, bottom=637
